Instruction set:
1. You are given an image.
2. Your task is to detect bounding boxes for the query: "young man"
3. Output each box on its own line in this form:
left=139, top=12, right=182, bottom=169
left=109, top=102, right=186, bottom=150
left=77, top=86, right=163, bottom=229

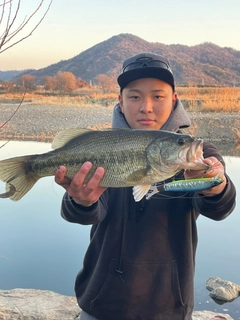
left=55, top=53, right=236, bottom=320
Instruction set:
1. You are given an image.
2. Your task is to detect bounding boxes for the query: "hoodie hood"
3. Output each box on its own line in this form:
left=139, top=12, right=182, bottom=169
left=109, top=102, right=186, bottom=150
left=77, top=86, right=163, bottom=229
left=112, top=98, right=191, bottom=132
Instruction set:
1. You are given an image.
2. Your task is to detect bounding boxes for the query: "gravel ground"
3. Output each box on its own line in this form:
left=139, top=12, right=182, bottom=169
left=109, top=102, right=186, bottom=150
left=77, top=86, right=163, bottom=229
left=1, top=102, right=240, bottom=155
left=0, top=103, right=114, bottom=142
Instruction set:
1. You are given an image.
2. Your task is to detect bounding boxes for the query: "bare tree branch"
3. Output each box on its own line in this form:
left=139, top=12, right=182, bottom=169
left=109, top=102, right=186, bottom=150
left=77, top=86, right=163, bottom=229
left=0, top=91, right=26, bottom=131
left=0, top=16, right=27, bottom=42
left=0, top=0, right=53, bottom=146
left=2, top=0, right=39, bottom=46
left=0, top=0, right=53, bottom=53
left=0, top=0, right=12, bottom=7
left=0, top=0, right=20, bottom=49
left=0, top=0, right=53, bottom=144
left=0, top=0, right=8, bottom=25
left=0, top=91, right=26, bottom=148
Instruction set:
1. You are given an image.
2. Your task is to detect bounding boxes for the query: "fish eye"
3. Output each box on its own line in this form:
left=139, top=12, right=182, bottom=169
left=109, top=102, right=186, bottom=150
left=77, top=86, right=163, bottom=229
left=177, top=138, right=185, bottom=146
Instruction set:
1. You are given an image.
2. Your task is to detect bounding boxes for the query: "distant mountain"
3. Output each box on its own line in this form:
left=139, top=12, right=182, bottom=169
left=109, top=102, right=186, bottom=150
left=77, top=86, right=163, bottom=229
left=0, top=70, right=33, bottom=81
left=3, top=34, right=240, bottom=86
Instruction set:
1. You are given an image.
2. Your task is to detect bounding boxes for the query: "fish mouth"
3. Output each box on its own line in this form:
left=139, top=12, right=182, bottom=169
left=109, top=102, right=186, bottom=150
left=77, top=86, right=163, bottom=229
left=180, top=138, right=209, bottom=170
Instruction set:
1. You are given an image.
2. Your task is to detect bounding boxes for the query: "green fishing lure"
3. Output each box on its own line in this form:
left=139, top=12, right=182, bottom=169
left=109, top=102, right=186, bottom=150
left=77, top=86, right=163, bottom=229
left=146, top=173, right=224, bottom=200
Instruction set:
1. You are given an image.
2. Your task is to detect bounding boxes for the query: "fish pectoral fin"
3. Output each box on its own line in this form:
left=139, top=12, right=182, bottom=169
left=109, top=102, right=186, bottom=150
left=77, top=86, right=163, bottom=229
left=145, top=184, right=160, bottom=200
left=132, top=184, right=152, bottom=202
left=126, top=168, right=152, bottom=201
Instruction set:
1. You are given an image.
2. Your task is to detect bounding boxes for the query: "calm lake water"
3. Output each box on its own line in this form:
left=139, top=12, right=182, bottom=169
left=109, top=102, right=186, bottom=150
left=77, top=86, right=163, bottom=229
left=0, top=141, right=239, bottom=318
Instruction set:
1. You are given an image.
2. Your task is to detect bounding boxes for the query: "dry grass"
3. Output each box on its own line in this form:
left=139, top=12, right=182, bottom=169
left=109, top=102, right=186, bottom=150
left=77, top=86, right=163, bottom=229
left=0, top=90, right=118, bottom=107
left=176, top=87, right=240, bottom=112
left=31, top=90, right=118, bottom=107
left=1, top=87, right=240, bottom=112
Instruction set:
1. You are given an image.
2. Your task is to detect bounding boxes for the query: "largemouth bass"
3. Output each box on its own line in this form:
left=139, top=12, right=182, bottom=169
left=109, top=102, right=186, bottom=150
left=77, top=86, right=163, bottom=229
left=0, top=128, right=208, bottom=202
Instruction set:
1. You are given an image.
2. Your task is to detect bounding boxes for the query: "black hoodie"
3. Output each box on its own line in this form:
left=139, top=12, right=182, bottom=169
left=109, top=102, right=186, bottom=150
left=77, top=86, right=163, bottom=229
left=60, top=100, right=236, bottom=320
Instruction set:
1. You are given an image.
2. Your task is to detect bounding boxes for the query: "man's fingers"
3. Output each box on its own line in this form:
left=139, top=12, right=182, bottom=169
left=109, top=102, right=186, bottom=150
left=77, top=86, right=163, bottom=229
left=71, top=166, right=106, bottom=205
left=55, top=162, right=106, bottom=203
left=84, top=167, right=105, bottom=192
left=55, top=166, right=67, bottom=184
left=71, top=162, right=93, bottom=188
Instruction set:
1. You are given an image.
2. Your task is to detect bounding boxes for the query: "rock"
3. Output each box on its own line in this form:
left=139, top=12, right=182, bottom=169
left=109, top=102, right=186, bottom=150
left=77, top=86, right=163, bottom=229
left=76, top=311, right=234, bottom=320
left=192, top=310, right=233, bottom=320
left=0, top=288, right=81, bottom=320
left=0, top=288, right=234, bottom=320
left=206, top=277, right=240, bottom=304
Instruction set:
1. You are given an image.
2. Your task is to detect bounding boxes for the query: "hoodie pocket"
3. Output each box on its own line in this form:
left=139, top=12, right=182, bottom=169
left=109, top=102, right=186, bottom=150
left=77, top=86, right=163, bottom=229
left=90, top=259, right=185, bottom=320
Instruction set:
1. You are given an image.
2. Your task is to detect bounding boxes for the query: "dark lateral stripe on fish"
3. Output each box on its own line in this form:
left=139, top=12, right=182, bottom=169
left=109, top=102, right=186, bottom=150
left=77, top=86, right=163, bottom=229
left=0, top=128, right=208, bottom=201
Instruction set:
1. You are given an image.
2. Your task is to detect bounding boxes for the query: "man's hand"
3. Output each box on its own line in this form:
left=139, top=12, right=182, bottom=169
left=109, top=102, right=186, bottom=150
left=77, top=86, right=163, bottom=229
left=55, top=161, right=106, bottom=206
left=184, top=157, right=227, bottom=196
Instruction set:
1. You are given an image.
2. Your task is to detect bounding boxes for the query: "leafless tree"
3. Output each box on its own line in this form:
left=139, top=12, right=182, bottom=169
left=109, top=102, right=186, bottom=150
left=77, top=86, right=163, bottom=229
left=0, top=0, right=53, bottom=146
left=96, top=74, right=116, bottom=93
left=0, top=0, right=53, bottom=53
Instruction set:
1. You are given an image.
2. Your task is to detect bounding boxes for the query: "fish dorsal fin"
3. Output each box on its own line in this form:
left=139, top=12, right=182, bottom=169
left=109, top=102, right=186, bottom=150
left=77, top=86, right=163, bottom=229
left=132, top=184, right=152, bottom=202
left=52, top=128, right=92, bottom=149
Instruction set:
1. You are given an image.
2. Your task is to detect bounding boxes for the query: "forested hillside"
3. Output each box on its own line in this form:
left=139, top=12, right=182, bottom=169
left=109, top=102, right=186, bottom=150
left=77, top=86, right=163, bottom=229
left=3, top=34, right=240, bottom=86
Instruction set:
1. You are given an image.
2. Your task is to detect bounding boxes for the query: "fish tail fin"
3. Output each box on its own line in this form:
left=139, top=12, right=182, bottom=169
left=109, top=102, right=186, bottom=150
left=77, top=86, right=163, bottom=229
left=0, top=155, right=40, bottom=201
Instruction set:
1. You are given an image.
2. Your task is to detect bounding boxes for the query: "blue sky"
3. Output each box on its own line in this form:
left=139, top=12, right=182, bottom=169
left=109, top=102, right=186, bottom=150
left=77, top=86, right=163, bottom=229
left=0, top=0, right=239, bottom=71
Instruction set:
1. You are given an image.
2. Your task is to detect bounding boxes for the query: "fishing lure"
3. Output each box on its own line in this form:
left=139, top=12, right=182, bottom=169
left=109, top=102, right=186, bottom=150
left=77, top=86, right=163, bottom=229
left=146, top=173, right=224, bottom=200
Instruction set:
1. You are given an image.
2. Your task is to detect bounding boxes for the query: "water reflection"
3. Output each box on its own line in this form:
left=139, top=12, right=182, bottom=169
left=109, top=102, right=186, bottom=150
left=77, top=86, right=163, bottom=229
left=205, top=139, right=240, bottom=157
left=0, top=141, right=239, bottom=317
left=211, top=141, right=240, bottom=157
left=0, top=141, right=91, bottom=296
left=194, top=155, right=240, bottom=318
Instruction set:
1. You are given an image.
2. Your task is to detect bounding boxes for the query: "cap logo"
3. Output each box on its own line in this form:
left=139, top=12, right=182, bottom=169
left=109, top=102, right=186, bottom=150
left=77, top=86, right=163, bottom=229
left=117, top=53, right=175, bottom=91
left=137, top=57, right=153, bottom=63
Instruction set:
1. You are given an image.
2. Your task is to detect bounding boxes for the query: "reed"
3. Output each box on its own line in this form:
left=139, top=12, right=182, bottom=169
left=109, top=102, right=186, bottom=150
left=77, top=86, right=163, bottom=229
left=1, top=87, right=240, bottom=112
left=176, top=87, right=240, bottom=112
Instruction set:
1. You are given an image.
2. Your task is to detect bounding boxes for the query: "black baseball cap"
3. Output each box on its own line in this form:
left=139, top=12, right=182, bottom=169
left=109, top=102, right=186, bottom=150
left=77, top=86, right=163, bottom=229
left=117, top=52, right=175, bottom=91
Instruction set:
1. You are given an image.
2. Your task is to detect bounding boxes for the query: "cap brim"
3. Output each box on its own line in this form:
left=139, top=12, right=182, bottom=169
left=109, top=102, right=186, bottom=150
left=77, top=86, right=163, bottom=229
left=117, top=68, right=175, bottom=90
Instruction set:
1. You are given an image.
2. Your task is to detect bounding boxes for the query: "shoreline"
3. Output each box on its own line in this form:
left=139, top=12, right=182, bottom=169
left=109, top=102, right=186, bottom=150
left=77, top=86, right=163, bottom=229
left=0, top=103, right=240, bottom=155
left=0, top=103, right=113, bottom=142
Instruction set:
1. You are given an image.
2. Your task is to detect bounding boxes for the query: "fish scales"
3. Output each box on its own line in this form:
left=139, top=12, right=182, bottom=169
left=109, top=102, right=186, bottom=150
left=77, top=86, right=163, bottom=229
left=29, top=129, right=153, bottom=186
left=0, top=128, right=209, bottom=201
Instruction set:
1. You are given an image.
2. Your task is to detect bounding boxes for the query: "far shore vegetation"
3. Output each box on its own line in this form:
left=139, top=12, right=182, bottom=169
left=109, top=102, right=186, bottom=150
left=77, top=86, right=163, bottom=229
left=0, top=71, right=240, bottom=113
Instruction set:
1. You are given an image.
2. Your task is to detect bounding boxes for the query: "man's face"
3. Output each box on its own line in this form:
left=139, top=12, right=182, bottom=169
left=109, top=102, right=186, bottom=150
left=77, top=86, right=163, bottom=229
left=118, top=78, right=177, bottom=130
